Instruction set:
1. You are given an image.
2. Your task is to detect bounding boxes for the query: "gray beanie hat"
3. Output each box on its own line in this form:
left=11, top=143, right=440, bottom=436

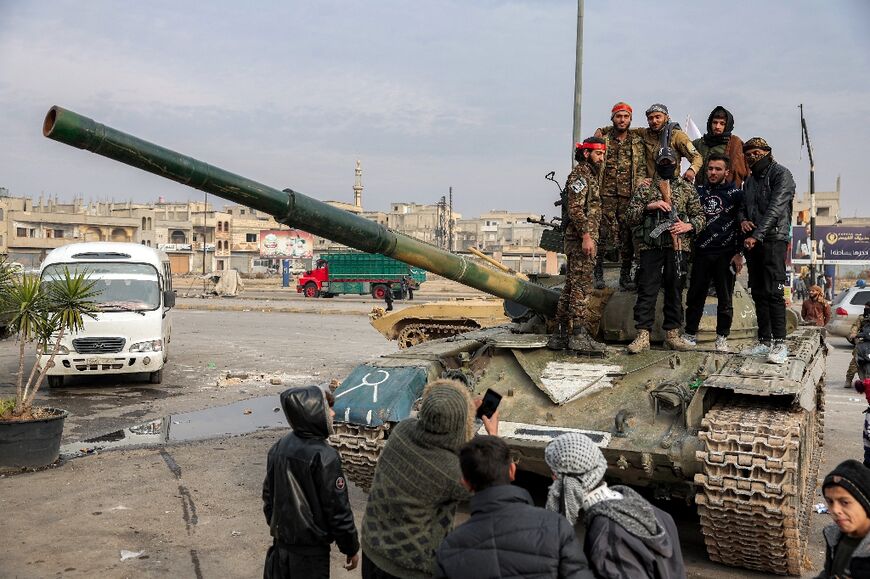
left=544, top=433, right=607, bottom=525
left=411, top=379, right=473, bottom=452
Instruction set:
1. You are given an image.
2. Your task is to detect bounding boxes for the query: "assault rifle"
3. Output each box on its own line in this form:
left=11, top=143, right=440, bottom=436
left=647, top=187, right=684, bottom=277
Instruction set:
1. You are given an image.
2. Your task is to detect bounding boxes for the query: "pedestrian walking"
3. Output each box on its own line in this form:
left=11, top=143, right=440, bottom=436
left=544, top=433, right=686, bottom=579
left=262, top=386, right=360, bottom=579
left=801, top=285, right=831, bottom=327
left=816, top=460, right=870, bottom=578
left=383, top=285, right=394, bottom=311
left=434, top=436, right=594, bottom=579
left=738, top=137, right=796, bottom=364
left=361, top=379, right=498, bottom=579
left=847, top=303, right=870, bottom=390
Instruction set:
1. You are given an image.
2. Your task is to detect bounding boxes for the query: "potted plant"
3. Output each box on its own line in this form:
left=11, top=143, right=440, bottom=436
left=0, top=259, right=99, bottom=469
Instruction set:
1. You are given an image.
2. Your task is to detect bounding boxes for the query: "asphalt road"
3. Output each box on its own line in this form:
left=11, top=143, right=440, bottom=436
left=0, top=308, right=864, bottom=578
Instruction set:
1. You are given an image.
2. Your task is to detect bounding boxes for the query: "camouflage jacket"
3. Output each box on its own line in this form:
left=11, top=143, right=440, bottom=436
left=595, top=127, right=648, bottom=198
left=563, top=161, right=601, bottom=244
left=626, top=175, right=705, bottom=253
left=850, top=314, right=869, bottom=341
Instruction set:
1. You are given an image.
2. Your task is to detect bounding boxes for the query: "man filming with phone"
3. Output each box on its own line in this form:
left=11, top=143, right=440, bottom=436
left=677, top=153, right=744, bottom=352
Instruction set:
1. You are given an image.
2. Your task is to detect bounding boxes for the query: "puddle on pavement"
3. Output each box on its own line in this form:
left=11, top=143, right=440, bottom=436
left=60, top=396, right=286, bottom=458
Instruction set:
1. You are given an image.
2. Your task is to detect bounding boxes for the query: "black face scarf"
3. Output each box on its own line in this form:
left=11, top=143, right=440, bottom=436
left=703, top=106, right=734, bottom=147
left=749, top=153, right=773, bottom=176
left=656, top=163, right=677, bottom=180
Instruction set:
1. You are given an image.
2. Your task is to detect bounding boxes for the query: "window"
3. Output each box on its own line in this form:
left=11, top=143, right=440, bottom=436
left=817, top=207, right=830, bottom=217
left=54, top=229, right=65, bottom=239
left=851, top=291, right=870, bottom=306
left=16, top=227, right=26, bottom=237
left=239, top=209, right=245, bottom=215
left=246, top=233, right=257, bottom=243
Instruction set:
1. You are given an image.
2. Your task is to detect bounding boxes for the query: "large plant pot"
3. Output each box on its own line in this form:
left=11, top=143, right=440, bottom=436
left=0, top=407, right=68, bottom=468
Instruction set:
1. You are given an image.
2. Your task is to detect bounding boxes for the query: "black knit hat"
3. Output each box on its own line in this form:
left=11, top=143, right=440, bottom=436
left=823, top=460, right=870, bottom=516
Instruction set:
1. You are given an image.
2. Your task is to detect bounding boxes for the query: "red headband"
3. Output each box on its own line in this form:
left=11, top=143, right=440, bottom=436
left=580, top=142, right=606, bottom=151
left=611, top=102, right=632, bottom=115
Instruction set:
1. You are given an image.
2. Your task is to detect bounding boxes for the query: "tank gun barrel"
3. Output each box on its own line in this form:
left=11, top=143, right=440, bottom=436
left=42, top=106, right=559, bottom=315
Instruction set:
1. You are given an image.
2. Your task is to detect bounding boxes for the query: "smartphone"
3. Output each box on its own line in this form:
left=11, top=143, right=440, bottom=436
left=476, top=388, right=502, bottom=419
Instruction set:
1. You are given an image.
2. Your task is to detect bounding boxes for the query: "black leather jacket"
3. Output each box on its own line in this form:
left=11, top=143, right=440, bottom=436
left=739, top=158, right=796, bottom=243
left=262, top=386, right=359, bottom=556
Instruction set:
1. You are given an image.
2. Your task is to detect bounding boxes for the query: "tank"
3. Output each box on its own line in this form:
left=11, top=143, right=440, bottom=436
left=43, top=106, right=824, bottom=576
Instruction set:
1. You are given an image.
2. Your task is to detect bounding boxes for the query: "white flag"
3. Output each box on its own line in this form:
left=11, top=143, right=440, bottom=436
left=685, top=115, right=702, bottom=141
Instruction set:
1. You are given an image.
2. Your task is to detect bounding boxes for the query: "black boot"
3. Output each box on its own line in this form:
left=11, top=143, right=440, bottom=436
left=593, top=257, right=605, bottom=290
left=618, top=264, right=635, bottom=291
left=547, top=330, right=568, bottom=350
left=568, top=327, right=607, bottom=356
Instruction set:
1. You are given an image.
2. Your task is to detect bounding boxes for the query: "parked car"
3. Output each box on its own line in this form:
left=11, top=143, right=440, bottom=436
left=826, top=282, right=870, bottom=337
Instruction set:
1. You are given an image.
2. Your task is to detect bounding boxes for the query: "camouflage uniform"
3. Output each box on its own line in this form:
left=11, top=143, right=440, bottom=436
left=554, top=160, right=601, bottom=334
left=597, top=130, right=647, bottom=266
left=626, top=175, right=705, bottom=333
left=848, top=314, right=869, bottom=385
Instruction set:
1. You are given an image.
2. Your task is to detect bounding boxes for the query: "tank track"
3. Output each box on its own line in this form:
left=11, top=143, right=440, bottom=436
left=694, top=396, right=822, bottom=576
left=397, top=322, right=478, bottom=349
left=329, top=422, right=388, bottom=492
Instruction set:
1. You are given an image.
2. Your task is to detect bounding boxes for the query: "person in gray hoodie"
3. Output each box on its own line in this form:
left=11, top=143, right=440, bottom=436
left=544, top=433, right=686, bottom=579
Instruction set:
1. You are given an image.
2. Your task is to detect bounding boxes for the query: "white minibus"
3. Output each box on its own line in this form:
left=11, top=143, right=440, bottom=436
left=39, top=242, right=175, bottom=386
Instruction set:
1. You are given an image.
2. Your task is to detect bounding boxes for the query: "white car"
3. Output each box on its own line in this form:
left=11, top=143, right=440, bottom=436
left=826, top=284, right=870, bottom=338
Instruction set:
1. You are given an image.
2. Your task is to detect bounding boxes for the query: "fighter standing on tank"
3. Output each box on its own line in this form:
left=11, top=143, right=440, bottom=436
left=693, top=106, right=749, bottom=188
left=738, top=137, right=796, bottom=365
left=548, top=137, right=604, bottom=353
left=593, top=102, right=648, bottom=291
left=626, top=146, right=705, bottom=354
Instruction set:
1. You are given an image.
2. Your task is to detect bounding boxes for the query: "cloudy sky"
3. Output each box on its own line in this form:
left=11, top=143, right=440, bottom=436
left=1, top=0, right=868, bottom=219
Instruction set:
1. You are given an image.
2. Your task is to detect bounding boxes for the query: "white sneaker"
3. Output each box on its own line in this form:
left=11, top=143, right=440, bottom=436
left=742, top=342, right=771, bottom=356
left=715, top=335, right=728, bottom=352
left=767, top=341, right=789, bottom=365
left=681, top=333, right=697, bottom=347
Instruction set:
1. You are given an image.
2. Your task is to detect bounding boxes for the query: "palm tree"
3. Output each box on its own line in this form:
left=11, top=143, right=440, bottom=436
left=0, top=262, right=100, bottom=418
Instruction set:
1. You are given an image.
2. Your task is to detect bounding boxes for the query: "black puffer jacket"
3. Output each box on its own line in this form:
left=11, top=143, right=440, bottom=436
left=739, top=157, right=796, bottom=243
left=262, top=386, right=359, bottom=556
left=434, top=485, right=594, bottom=579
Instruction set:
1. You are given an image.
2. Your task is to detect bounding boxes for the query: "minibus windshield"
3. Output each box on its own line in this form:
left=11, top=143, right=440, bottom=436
left=42, top=262, right=160, bottom=311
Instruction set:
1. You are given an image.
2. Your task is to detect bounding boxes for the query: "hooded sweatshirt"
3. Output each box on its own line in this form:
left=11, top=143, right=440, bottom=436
left=262, top=386, right=359, bottom=557
left=693, top=106, right=749, bottom=187
left=361, top=379, right=473, bottom=579
left=583, top=485, right=686, bottom=579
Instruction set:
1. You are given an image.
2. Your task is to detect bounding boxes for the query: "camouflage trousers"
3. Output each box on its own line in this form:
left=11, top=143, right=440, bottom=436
left=598, top=196, right=634, bottom=266
left=555, top=244, right=594, bottom=334
left=848, top=351, right=858, bottom=384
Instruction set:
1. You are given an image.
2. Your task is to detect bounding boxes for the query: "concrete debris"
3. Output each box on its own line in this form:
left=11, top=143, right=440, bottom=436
left=120, top=550, right=144, bottom=561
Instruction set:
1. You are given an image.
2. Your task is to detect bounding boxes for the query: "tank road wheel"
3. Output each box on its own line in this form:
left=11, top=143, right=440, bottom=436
left=695, top=399, right=822, bottom=576
left=397, top=324, right=430, bottom=349
left=303, top=282, right=320, bottom=298
left=371, top=284, right=389, bottom=300
left=329, top=422, right=388, bottom=492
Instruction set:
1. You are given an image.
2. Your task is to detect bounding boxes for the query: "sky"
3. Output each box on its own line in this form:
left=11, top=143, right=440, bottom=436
left=1, top=0, right=868, bottom=219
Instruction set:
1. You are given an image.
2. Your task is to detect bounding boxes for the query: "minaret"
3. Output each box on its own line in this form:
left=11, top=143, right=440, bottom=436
left=353, top=159, right=363, bottom=208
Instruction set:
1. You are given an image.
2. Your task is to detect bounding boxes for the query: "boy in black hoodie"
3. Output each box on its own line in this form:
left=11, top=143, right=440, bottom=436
left=262, top=386, right=360, bottom=578
left=545, top=433, right=686, bottom=579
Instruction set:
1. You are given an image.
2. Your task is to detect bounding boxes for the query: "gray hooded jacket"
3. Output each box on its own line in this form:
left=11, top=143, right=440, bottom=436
left=582, top=486, right=686, bottom=579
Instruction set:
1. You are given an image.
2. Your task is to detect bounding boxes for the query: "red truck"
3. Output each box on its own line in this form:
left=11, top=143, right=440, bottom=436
left=296, top=252, right=425, bottom=299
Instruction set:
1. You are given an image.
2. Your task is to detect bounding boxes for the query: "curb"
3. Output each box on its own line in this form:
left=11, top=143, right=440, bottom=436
left=175, top=302, right=371, bottom=316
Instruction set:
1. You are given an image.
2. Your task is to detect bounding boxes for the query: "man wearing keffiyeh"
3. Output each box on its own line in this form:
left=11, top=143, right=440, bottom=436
left=545, top=433, right=687, bottom=579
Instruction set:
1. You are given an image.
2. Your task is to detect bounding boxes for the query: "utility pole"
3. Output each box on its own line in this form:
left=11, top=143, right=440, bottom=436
left=571, top=0, right=584, bottom=165
left=800, top=104, right=817, bottom=283
left=448, top=186, right=454, bottom=252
